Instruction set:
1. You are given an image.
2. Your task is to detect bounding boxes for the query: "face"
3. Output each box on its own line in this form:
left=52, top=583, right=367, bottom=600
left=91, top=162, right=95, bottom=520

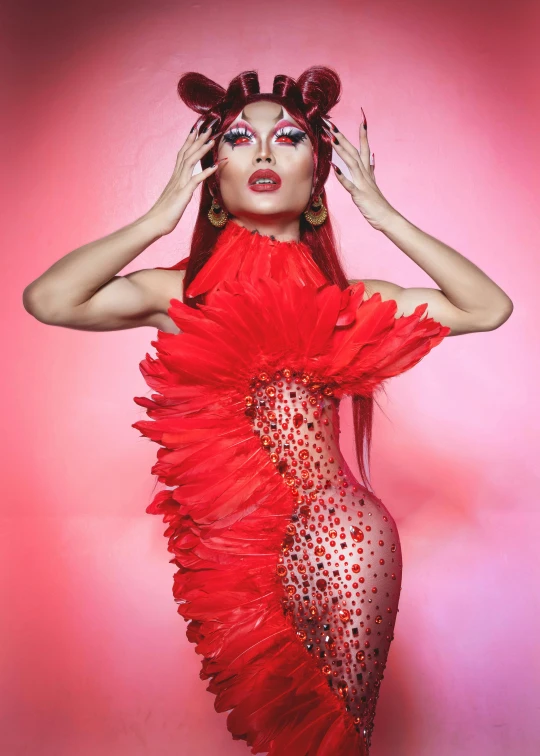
left=214, top=100, right=315, bottom=223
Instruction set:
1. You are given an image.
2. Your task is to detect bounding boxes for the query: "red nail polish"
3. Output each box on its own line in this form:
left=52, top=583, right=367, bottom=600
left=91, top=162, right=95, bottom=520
left=332, top=163, right=342, bottom=175
left=361, top=107, right=367, bottom=130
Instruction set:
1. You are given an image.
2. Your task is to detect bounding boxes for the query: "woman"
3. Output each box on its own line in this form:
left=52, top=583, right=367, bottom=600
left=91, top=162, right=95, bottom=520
left=23, top=67, right=513, bottom=755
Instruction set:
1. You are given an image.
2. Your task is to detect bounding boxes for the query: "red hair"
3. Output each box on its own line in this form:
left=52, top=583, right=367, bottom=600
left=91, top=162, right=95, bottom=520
left=171, top=66, right=378, bottom=492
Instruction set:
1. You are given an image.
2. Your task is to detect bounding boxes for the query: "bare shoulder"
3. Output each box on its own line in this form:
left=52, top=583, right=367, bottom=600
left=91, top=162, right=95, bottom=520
left=349, top=277, right=438, bottom=322
left=349, top=278, right=404, bottom=306
left=348, top=278, right=509, bottom=335
left=25, top=265, right=186, bottom=333
left=134, top=266, right=185, bottom=307
left=136, top=267, right=185, bottom=333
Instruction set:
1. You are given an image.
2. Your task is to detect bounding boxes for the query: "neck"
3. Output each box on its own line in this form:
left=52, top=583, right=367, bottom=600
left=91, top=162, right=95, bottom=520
left=229, top=216, right=301, bottom=243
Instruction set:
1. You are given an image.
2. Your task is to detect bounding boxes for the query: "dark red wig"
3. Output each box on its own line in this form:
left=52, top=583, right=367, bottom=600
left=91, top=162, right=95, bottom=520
left=168, top=66, right=378, bottom=492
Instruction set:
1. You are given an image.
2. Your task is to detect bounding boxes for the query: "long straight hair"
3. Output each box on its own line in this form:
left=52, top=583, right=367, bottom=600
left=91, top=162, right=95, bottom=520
left=166, top=66, right=378, bottom=492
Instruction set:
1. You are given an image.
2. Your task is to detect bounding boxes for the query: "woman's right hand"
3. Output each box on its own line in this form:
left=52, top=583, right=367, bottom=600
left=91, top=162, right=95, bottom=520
left=145, top=120, right=226, bottom=236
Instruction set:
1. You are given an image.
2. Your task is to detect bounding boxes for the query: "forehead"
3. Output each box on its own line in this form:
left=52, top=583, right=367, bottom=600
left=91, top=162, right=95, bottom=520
left=231, top=101, right=300, bottom=128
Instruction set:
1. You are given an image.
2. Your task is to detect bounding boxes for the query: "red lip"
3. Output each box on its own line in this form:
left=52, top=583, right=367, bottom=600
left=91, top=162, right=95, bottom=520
left=248, top=169, right=282, bottom=188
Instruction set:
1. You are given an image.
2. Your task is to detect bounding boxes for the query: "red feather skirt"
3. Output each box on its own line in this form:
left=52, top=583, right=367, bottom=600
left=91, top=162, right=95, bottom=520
left=133, top=225, right=449, bottom=755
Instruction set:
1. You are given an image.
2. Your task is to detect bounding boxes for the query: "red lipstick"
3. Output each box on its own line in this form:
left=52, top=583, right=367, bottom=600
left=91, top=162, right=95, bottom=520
left=248, top=169, right=282, bottom=192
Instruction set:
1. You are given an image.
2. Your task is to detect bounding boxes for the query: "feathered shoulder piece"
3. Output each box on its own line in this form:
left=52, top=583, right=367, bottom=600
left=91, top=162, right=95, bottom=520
left=141, top=277, right=448, bottom=401
left=149, top=221, right=449, bottom=398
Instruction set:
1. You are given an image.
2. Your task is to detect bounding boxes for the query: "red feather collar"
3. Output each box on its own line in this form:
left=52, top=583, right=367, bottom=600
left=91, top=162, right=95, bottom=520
left=165, top=221, right=329, bottom=300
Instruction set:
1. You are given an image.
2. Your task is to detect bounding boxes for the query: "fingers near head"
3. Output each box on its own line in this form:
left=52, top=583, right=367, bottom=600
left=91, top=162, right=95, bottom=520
left=197, top=157, right=228, bottom=183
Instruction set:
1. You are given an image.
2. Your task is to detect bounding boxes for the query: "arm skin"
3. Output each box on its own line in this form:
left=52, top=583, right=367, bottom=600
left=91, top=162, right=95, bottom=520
left=22, top=206, right=512, bottom=337
left=21, top=125, right=218, bottom=332
left=21, top=213, right=182, bottom=332
left=350, top=211, right=514, bottom=337
left=323, top=118, right=513, bottom=337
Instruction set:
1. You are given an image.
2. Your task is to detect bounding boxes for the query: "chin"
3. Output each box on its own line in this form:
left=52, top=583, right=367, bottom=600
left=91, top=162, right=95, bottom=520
left=228, top=200, right=288, bottom=216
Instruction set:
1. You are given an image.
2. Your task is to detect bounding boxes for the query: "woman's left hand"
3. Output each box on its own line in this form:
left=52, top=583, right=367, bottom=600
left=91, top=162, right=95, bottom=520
left=323, top=111, right=398, bottom=232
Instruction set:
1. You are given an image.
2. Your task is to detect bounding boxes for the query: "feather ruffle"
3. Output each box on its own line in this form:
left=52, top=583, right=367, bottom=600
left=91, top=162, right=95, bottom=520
left=186, top=222, right=328, bottom=300
left=133, top=273, right=449, bottom=754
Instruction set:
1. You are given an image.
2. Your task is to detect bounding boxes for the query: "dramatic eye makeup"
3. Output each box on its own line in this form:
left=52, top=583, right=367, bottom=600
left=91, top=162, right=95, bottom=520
left=221, top=119, right=308, bottom=148
left=274, top=124, right=308, bottom=145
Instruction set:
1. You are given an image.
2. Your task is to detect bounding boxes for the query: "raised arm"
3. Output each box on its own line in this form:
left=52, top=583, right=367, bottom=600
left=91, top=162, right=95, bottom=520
left=22, top=120, right=223, bottom=331
left=324, top=114, right=513, bottom=336
left=23, top=216, right=168, bottom=330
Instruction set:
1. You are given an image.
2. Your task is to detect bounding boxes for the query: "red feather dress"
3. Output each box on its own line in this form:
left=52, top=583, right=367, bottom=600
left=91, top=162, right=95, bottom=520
left=132, top=221, right=450, bottom=755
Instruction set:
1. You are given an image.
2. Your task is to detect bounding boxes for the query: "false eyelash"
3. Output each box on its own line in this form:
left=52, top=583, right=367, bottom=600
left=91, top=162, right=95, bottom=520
left=221, top=125, right=309, bottom=147
left=274, top=126, right=308, bottom=145
left=222, top=126, right=254, bottom=146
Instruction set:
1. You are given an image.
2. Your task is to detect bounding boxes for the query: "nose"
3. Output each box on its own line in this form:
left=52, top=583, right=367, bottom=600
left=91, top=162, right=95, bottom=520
left=254, top=138, right=275, bottom=165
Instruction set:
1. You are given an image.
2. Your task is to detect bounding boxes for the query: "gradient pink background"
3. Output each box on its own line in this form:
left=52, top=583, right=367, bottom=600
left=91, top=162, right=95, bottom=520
left=3, top=1, right=539, bottom=754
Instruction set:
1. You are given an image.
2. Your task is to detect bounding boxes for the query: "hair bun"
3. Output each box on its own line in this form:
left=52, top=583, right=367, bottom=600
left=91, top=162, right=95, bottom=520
left=177, top=72, right=226, bottom=115
left=296, top=65, right=342, bottom=121
left=178, top=67, right=341, bottom=122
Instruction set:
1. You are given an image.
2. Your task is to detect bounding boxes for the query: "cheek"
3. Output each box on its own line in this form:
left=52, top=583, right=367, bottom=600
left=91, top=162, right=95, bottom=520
left=220, top=162, right=246, bottom=186
left=217, top=164, right=248, bottom=199
left=296, top=147, right=315, bottom=172
left=285, top=153, right=314, bottom=183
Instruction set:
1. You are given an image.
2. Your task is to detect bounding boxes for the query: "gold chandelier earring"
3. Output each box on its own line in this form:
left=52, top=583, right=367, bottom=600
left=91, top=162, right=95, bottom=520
left=303, top=194, right=328, bottom=226
left=207, top=197, right=229, bottom=228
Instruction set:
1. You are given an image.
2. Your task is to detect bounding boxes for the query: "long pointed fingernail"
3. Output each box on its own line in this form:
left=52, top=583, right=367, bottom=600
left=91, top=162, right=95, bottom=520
left=322, top=117, right=339, bottom=133
left=361, top=107, right=367, bottom=130
left=204, top=116, right=220, bottom=132
left=193, top=117, right=204, bottom=134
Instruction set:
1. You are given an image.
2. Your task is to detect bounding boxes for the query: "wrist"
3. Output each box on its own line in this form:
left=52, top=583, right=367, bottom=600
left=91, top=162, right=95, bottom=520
left=376, top=208, right=409, bottom=236
left=136, top=211, right=168, bottom=240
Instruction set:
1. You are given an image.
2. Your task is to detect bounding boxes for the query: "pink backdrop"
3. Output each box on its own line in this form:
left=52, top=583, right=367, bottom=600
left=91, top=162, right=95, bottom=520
left=3, top=0, right=539, bottom=754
